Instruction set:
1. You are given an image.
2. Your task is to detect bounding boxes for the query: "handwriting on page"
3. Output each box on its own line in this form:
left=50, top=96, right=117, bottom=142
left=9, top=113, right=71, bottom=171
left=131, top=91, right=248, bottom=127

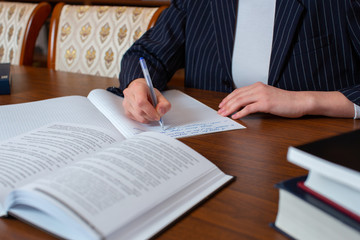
left=133, top=119, right=244, bottom=138
left=163, top=120, right=242, bottom=138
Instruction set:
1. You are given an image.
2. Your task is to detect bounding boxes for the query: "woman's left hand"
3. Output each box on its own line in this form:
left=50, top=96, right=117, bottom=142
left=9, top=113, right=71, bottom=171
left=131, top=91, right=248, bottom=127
left=217, top=82, right=354, bottom=119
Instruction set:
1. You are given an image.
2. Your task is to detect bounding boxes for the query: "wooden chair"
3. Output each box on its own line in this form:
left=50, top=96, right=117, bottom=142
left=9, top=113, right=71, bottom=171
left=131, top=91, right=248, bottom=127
left=47, top=2, right=167, bottom=78
left=0, top=2, right=51, bottom=65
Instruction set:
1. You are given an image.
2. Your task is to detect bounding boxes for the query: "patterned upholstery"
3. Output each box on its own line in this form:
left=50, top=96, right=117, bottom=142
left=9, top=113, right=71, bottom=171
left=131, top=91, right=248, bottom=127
left=0, top=2, right=37, bottom=64
left=52, top=4, right=160, bottom=78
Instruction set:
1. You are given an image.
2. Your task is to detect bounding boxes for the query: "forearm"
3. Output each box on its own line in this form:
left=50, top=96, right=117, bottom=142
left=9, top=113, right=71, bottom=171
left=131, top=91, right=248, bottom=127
left=119, top=53, right=170, bottom=90
left=301, top=91, right=354, bottom=118
left=119, top=1, right=186, bottom=92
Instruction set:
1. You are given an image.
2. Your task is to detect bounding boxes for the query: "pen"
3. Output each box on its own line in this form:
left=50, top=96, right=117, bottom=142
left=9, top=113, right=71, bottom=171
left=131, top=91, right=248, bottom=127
left=139, top=57, right=164, bottom=129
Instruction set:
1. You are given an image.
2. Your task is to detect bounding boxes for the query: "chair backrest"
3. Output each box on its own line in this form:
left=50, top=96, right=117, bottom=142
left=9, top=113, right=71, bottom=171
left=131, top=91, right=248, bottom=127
left=0, top=2, right=51, bottom=65
left=48, top=3, right=167, bottom=78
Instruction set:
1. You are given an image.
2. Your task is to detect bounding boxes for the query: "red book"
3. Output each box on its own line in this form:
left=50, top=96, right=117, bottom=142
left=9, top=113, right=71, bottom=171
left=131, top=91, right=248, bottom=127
left=297, top=181, right=360, bottom=223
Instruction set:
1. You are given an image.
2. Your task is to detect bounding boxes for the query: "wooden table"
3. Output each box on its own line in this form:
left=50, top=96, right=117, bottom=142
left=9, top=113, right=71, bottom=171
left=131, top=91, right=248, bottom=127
left=1, top=66, right=359, bottom=240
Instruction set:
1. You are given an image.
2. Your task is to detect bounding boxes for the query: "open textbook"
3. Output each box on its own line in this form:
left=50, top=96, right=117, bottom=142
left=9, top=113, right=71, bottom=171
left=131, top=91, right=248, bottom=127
left=0, top=123, right=234, bottom=240
left=0, top=89, right=245, bottom=141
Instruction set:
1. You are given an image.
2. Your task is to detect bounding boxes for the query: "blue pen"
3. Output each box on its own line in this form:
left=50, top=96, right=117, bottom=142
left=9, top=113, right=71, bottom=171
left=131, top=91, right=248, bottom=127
left=139, top=57, right=164, bottom=129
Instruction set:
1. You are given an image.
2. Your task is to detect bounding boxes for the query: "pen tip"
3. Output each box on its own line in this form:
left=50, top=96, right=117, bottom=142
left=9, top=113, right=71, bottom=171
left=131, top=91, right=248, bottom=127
left=159, top=120, right=164, bottom=130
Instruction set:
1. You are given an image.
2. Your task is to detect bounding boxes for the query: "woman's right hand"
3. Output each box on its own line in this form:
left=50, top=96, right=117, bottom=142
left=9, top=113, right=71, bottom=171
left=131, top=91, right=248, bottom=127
left=122, top=78, right=171, bottom=123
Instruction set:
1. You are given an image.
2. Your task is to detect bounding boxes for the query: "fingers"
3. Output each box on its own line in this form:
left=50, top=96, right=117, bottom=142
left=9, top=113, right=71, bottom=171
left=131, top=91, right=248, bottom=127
left=218, top=85, right=250, bottom=108
left=155, top=89, right=171, bottom=116
left=123, top=93, right=159, bottom=123
left=218, top=82, right=270, bottom=119
left=230, top=102, right=262, bottom=119
left=122, top=78, right=171, bottom=123
left=218, top=85, right=257, bottom=117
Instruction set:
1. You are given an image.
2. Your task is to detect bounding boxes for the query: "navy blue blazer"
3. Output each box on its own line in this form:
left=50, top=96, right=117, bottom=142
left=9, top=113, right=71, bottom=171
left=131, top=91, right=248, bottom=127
left=119, top=0, right=360, bottom=105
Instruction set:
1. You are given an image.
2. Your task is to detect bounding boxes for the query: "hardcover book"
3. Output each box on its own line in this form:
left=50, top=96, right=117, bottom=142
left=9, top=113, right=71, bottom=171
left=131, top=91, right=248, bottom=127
left=287, top=129, right=360, bottom=216
left=0, top=123, right=234, bottom=240
left=273, top=176, right=360, bottom=240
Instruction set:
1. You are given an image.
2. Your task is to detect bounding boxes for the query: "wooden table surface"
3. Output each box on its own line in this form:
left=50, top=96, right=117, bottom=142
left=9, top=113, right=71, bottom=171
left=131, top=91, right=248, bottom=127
left=0, top=66, right=359, bottom=240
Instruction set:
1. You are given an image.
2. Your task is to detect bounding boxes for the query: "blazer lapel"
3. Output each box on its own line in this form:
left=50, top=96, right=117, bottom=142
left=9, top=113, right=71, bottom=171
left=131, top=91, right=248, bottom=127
left=268, top=0, right=304, bottom=86
left=211, top=0, right=237, bottom=82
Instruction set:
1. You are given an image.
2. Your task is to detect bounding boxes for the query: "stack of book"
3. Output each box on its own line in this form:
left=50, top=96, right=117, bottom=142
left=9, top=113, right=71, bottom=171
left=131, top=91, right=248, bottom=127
left=272, top=129, right=360, bottom=239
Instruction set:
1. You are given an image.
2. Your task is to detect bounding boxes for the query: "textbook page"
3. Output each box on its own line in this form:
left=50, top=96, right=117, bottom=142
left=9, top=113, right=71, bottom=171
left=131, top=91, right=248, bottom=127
left=0, top=123, right=123, bottom=216
left=0, top=95, right=120, bottom=141
left=88, top=89, right=245, bottom=138
left=7, top=130, right=233, bottom=240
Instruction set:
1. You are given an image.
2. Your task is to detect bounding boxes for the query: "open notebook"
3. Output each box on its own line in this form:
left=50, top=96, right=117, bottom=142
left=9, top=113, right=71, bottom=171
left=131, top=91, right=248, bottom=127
left=0, top=89, right=245, bottom=141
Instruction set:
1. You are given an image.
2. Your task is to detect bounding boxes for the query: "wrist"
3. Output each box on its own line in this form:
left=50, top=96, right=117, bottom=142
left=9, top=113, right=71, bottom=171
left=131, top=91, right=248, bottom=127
left=127, top=78, right=146, bottom=88
left=300, top=91, right=354, bottom=118
left=301, top=91, right=318, bottom=116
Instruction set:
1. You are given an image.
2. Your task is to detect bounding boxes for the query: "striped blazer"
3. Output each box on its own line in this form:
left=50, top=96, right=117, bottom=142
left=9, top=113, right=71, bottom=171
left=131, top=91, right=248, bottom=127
left=119, top=0, right=360, bottom=105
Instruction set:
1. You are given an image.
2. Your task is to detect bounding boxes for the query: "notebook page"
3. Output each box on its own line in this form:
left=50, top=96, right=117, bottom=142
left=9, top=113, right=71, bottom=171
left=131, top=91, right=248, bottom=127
left=88, top=89, right=245, bottom=138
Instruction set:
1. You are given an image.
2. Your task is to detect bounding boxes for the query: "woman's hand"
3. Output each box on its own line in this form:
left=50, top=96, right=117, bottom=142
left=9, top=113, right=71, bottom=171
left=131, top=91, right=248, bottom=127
left=218, top=82, right=354, bottom=119
left=122, top=78, right=171, bottom=123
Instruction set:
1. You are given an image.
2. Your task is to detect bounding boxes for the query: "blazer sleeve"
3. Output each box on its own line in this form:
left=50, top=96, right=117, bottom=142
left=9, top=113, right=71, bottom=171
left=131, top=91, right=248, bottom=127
left=118, top=0, right=186, bottom=93
left=340, top=0, right=360, bottom=105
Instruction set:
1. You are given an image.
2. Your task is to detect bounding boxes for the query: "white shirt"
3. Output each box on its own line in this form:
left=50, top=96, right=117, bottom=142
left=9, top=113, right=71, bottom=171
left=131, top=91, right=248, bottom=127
left=232, top=0, right=276, bottom=88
